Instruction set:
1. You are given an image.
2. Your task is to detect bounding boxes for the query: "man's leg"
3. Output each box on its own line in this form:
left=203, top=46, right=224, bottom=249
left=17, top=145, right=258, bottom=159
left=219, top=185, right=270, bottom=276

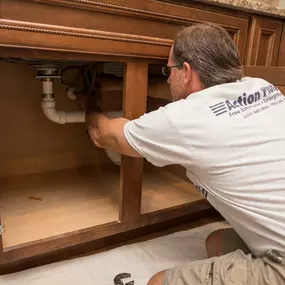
left=147, top=270, right=166, bottom=285
left=147, top=227, right=250, bottom=285
left=206, top=228, right=250, bottom=258
left=147, top=228, right=230, bottom=285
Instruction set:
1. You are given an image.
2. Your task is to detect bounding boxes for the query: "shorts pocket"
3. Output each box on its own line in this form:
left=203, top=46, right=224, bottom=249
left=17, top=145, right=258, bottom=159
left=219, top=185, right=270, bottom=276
left=225, top=250, right=250, bottom=285
left=203, top=262, right=214, bottom=285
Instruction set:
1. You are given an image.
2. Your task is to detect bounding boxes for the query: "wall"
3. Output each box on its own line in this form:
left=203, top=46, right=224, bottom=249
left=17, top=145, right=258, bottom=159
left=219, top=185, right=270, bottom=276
left=0, top=61, right=109, bottom=178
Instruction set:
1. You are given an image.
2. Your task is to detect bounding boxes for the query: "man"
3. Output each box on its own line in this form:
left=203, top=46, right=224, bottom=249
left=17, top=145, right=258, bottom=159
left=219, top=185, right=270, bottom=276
left=82, top=23, right=285, bottom=284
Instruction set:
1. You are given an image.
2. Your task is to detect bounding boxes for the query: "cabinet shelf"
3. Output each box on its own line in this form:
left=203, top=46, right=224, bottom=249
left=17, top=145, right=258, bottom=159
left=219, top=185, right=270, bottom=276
left=0, top=164, right=203, bottom=251
left=142, top=166, right=203, bottom=214
left=0, top=166, right=120, bottom=250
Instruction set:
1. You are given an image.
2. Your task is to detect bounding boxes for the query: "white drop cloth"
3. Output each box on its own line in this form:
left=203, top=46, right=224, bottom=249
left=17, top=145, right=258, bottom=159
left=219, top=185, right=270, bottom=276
left=0, top=221, right=229, bottom=285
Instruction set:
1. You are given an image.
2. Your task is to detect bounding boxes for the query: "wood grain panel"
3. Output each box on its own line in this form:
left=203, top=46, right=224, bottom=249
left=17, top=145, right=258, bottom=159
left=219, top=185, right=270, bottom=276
left=0, top=166, right=120, bottom=250
left=277, top=23, right=285, bottom=66
left=0, top=19, right=171, bottom=60
left=0, top=0, right=252, bottom=273
left=244, top=66, right=285, bottom=85
left=0, top=205, right=216, bottom=274
left=0, top=0, right=248, bottom=60
left=0, top=46, right=163, bottom=64
left=120, top=62, right=148, bottom=223
left=0, top=200, right=211, bottom=266
left=2, top=0, right=248, bottom=36
left=245, top=17, right=283, bottom=66
left=276, top=86, right=285, bottom=94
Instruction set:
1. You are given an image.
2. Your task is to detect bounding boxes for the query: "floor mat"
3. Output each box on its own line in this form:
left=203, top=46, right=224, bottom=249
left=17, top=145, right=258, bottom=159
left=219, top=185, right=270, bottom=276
left=0, top=221, right=229, bottom=285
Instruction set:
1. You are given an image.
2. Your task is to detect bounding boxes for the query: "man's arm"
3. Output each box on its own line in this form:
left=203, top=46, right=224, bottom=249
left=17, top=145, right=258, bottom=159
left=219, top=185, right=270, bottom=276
left=82, top=94, right=192, bottom=168
left=84, top=96, right=141, bottom=158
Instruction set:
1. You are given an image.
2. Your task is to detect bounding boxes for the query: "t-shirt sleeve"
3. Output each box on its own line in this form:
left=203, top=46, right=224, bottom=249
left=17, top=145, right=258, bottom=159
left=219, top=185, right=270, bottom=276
left=124, top=106, right=191, bottom=167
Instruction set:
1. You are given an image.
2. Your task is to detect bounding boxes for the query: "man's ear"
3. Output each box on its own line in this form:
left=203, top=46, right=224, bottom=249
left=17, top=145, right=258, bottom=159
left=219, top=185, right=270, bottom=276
left=183, top=62, right=192, bottom=85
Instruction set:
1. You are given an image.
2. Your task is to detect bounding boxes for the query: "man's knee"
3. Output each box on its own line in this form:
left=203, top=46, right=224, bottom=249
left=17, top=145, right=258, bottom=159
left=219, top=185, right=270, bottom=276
left=147, top=270, right=166, bottom=285
left=206, top=228, right=250, bottom=258
left=205, top=229, right=224, bottom=258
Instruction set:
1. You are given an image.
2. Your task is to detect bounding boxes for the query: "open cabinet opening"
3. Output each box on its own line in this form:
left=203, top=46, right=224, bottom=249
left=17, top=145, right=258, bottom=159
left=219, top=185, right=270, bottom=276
left=0, top=60, right=204, bottom=253
left=0, top=165, right=121, bottom=251
left=141, top=162, right=203, bottom=214
left=0, top=60, right=123, bottom=251
left=142, top=67, right=204, bottom=213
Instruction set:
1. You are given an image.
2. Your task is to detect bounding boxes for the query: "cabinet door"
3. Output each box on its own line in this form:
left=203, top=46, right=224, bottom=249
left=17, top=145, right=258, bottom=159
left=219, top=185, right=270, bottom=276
left=246, top=17, right=283, bottom=66
left=277, top=23, right=285, bottom=66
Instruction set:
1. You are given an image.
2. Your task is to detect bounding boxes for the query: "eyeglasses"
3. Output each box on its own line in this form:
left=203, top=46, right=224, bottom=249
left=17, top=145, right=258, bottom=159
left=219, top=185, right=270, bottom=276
left=161, top=65, right=181, bottom=77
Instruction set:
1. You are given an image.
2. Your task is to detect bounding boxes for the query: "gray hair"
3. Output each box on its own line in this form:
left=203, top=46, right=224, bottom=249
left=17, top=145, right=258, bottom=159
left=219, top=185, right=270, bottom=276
left=173, top=22, right=243, bottom=88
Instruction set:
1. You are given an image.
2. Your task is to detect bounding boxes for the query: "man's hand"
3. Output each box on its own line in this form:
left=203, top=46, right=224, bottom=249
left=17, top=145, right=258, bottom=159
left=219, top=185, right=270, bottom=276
left=77, top=92, right=141, bottom=158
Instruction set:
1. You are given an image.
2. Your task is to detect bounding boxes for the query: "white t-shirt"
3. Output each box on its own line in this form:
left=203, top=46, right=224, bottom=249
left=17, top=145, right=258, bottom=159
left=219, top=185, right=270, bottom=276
left=124, top=77, right=285, bottom=257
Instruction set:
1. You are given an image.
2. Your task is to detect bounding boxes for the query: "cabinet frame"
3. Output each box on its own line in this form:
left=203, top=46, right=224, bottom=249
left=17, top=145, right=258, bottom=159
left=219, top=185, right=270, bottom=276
left=0, top=0, right=251, bottom=273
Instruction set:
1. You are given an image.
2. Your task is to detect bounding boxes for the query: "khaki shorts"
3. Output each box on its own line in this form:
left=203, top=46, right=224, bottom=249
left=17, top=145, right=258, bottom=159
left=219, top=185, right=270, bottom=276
left=164, top=229, right=285, bottom=285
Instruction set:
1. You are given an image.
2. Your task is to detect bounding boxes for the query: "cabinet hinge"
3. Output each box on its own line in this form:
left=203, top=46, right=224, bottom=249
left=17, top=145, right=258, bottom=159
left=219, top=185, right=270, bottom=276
left=0, top=224, right=4, bottom=236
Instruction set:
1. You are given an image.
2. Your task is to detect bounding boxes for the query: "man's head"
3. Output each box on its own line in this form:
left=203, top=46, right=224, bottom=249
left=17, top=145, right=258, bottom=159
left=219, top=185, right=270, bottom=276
left=165, top=22, right=243, bottom=101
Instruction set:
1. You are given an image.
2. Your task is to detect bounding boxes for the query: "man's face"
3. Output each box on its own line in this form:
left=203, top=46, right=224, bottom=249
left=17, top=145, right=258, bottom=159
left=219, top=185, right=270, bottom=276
left=167, top=46, right=186, bottom=101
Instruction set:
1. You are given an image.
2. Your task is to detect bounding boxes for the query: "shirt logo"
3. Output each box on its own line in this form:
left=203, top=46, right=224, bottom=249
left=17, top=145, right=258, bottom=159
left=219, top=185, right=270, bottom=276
left=209, top=102, right=227, bottom=116
left=195, top=185, right=208, bottom=198
left=209, top=84, right=282, bottom=117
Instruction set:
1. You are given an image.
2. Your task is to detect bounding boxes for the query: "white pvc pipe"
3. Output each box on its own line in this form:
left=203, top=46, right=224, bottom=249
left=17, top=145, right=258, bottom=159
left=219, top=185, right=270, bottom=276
left=41, top=79, right=123, bottom=165
left=41, top=99, right=85, bottom=124
left=42, top=80, right=53, bottom=95
left=41, top=80, right=85, bottom=124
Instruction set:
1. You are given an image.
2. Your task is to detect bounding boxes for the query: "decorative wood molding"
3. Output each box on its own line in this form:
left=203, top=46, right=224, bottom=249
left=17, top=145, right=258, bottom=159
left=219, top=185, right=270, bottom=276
left=29, top=0, right=245, bottom=24
left=0, top=19, right=172, bottom=59
left=1, top=0, right=248, bottom=60
left=35, top=0, right=204, bottom=21
left=6, top=0, right=246, bottom=45
left=0, top=19, right=172, bottom=47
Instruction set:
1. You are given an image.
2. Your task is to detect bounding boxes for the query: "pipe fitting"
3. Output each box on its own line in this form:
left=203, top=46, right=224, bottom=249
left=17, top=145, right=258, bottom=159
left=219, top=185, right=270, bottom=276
left=42, top=79, right=54, bottom=97
left=40, top=76, right=85, bottom=124
left=41, top=98, right=85, bottom=124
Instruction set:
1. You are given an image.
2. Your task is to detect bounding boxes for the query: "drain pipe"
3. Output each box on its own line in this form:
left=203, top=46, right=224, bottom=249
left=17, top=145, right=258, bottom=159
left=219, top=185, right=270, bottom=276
left=35, top=66, right=85, bottom=124
left=34, top=65, right=124, bottom=165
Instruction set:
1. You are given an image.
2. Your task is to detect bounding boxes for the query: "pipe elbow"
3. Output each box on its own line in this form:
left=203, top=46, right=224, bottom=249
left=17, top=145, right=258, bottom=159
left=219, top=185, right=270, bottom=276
left=41, top=100, right=85, bottom=124
left=41, top=101, right=67, bottom=124
left=41, top=79, right=85, bottom=124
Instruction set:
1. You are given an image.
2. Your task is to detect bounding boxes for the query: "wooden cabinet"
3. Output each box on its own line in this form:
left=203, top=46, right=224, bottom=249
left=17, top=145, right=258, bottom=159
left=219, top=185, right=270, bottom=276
left=277, top=23, right=285, bottom=66
left=245, top=16, right=283, bottom=66
left=0, top=0, right=249, bottom=62
left=1, top=0, right=282, bottom=275
left=0, top=60, right=211, bottom=273
left=1, top=0, right=246, bottom=273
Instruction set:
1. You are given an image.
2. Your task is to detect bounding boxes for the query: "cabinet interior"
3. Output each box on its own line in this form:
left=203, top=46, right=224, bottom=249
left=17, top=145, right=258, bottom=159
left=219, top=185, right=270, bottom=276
left=0, top=60, right=202, bottom=251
